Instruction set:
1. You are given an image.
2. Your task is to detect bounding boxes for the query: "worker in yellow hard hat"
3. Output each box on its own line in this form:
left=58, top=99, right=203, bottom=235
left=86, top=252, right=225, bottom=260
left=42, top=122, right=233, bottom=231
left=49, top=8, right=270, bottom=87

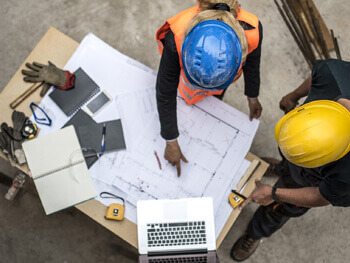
left=230, top=59, right=350, bottom=262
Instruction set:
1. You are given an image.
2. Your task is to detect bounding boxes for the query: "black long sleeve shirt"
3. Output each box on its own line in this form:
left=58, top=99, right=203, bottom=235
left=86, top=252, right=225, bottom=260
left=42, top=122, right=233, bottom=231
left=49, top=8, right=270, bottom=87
left=156, top=22, right=263, bottom=140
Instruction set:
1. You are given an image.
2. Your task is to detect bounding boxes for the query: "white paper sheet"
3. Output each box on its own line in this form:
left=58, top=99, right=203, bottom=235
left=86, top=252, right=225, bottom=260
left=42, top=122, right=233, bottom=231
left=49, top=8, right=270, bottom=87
left=115, top=88, right=157, bottom=150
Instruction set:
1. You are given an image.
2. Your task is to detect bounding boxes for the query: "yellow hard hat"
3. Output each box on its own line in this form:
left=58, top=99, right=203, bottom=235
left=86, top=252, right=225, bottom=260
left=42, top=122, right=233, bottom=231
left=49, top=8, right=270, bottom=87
left=275, top=100, right=350, bottom=168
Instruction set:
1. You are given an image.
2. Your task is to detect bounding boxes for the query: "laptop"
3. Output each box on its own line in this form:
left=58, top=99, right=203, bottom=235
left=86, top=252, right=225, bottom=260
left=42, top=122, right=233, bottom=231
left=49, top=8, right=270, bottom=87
left=137, top=197, right=217, bottom=263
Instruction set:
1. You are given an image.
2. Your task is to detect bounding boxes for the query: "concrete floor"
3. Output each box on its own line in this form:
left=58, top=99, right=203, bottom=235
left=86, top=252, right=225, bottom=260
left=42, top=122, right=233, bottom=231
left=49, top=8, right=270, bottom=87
left=1, top=0, right=349, bottom=262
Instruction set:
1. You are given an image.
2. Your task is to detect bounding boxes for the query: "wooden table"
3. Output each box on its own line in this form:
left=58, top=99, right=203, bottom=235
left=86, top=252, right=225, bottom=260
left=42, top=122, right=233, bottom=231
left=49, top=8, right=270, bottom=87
left=0, top=27, right=268, bottom=249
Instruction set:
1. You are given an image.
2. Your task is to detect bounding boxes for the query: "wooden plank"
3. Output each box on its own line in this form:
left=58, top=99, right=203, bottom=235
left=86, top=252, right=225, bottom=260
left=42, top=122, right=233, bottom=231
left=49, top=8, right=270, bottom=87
left=216, top=153, right=268, bottom=249
left=236, top=159, right=260, bottom=191
left=298, top=0, right=334, bottom=51
left=75, top=199, right=139, bottom=248
left=0, top=27, right=79, bottom=174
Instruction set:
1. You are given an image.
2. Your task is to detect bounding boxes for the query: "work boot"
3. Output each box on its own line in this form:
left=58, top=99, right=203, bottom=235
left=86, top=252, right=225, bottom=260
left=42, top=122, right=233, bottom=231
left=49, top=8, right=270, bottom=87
left=230, top=233, right=261, bottom=262
left=261, top=157, right=280, bottom=177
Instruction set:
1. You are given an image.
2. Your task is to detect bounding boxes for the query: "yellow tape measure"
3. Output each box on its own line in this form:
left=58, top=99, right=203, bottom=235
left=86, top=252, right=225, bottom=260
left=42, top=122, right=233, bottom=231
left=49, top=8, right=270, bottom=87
left=99, top=192, right=125, bottom=221
left=228, top=190, right=247, bottom=209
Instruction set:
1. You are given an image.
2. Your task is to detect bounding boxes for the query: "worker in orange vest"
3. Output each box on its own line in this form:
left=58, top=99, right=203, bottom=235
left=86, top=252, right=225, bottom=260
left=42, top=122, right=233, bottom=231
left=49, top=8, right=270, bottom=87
left=156, top=0, right=263, bottom=176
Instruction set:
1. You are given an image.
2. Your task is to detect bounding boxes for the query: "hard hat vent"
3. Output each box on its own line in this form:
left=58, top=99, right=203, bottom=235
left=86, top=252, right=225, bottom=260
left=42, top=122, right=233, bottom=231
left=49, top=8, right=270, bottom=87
left=181, top=20, right=242, bottom=91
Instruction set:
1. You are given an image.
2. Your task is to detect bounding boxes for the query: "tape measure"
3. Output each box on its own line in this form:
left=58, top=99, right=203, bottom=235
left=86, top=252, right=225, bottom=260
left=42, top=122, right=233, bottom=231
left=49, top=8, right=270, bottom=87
left=21, top=118, right=38, bottom=139
left=228, top=190, right=247, bottom=209
left=100, top=192, right=125, bottom=221
left=3, top=118, right=37, bottom=141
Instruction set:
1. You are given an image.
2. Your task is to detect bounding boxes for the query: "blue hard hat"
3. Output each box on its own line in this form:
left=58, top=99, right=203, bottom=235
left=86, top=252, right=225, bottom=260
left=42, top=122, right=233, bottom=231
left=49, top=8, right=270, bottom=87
left=182, top=20, right=242, bottom=91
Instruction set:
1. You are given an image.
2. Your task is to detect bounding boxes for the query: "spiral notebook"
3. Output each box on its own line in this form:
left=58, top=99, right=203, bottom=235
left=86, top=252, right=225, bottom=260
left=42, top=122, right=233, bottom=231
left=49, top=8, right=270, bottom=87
left=22, top=126, right=97, bottom=215
left=49, top=68, right=100, bottom=116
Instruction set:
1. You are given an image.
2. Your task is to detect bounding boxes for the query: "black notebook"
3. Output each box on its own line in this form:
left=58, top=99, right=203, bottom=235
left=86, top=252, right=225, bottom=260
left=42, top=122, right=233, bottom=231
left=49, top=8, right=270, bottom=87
left=62, top=111, right=126, bottom=168
left=77, top=120, right=126, bottom=156
left=49, top=68, right=100, bottom=116
left=62, top=110, right=98, bottom=168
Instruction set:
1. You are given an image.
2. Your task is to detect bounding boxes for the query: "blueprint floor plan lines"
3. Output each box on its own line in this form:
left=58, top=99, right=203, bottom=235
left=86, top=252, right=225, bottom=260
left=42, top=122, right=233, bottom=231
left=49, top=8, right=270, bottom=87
left=112, top=88, right=260, bottom=208
left=33, top=34, right=260, bottom=237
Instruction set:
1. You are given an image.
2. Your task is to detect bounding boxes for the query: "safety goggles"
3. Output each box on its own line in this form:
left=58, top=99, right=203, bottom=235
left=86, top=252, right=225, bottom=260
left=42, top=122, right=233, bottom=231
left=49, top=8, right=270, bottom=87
left=30, top=102, right=52, bottom=126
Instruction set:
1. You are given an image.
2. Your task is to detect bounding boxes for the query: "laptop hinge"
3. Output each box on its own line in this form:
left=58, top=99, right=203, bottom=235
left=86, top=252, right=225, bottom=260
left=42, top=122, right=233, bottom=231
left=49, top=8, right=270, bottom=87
left=148, top=249, right=208, bottom=256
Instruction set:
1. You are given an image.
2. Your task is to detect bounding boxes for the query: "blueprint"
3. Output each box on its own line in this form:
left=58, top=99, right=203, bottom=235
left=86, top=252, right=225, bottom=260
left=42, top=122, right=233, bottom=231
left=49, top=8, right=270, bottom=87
left=113, top=91, right=259, bottom=213
left=31, top=34, right=260, bottom=238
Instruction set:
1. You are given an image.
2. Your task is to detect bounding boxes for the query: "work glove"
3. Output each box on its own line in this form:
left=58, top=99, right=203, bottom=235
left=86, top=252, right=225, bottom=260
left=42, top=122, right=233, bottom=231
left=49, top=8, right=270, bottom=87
left=22, top=61, right=67, bottom=97
left=0, top=124, right=16, bottom=166
left=11, top=111, right=27, bottom=164
left=40, top=83, right=53, bottom=97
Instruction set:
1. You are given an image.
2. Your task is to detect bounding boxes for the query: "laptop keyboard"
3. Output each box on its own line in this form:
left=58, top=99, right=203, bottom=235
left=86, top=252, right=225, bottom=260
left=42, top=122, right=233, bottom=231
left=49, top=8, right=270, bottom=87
left=147, top=221, right=207, bottom=247
left=148, top=256, right=208, bottom=262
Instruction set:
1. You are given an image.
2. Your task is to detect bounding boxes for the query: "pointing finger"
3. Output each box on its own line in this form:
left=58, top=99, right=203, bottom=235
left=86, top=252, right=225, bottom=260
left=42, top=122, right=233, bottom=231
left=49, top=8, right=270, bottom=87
left=176, top=162, right=181, bottom=177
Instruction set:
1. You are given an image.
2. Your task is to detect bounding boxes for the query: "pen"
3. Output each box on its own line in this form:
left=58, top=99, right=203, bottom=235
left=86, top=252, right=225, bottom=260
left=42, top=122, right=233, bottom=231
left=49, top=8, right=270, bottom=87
left=154, top=150, right=162, bottom=170
left=101, top=123, right=106, bottom=153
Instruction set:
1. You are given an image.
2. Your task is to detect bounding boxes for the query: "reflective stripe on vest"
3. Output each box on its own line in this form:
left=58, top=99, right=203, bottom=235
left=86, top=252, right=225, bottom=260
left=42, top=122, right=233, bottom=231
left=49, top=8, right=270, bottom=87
left=156, top=6, right=260, bottom=105
left=179, top=75, right=207, bottom=104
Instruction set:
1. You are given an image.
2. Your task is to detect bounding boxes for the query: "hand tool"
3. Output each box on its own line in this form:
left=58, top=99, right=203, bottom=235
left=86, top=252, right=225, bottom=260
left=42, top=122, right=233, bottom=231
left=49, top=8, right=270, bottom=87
left=229, top=159, right=260, bottom=209
left=100, top=192, right=125, bottom=221
left=10, top=82, right=44, bottom=109
left=229, top=190, right=247, bottom=208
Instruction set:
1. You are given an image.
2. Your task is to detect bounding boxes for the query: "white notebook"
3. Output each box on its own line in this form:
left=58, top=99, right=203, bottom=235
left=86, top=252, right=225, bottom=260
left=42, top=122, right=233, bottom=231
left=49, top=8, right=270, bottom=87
left=22, top=126, right=96, bottom=215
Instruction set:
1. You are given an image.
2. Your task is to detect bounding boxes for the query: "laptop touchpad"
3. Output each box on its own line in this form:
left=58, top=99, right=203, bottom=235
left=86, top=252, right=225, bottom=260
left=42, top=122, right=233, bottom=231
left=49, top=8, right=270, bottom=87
left=164, top=200, right=187, bottom=220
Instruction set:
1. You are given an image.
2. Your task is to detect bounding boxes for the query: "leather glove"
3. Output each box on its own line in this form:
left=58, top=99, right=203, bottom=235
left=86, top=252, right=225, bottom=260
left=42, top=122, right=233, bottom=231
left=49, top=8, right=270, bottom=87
left=22, top=61, right=66, bottom=96
left=0, top=124, right=16, bottom=166
left=11, top=111, right=27, bottom=164
left=40, top=82, right=53, bottom=97
left=22, top=61, right=66, bottom=86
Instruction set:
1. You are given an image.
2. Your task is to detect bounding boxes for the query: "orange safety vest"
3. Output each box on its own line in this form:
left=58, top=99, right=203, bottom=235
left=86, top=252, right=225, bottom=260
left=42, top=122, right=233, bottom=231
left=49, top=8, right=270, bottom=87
left=156, top=6, right=260, bottom=105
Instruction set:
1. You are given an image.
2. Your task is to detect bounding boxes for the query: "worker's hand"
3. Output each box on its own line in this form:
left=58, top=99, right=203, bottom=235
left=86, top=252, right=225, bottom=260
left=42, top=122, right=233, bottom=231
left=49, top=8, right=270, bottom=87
left=247, top=97, right=262, bottom=121
left=22, top=61, right=67, bottom=88
left=239, top=180, right=274, bottom=210
left=279, top=92, right=299, bottom=113
left=164, top=140, right=188, bottom=177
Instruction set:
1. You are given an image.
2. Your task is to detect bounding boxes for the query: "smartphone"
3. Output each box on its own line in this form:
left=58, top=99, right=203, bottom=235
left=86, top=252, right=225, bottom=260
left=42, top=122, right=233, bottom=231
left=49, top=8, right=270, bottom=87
left=83, top=90, right=112, bottom=117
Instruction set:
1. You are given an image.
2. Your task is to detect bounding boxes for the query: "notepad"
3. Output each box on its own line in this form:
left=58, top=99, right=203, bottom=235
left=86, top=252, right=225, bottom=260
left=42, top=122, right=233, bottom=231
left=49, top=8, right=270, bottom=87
left=49, top=68, right=100, bottom=116
left=22, top=126, right=96, bottom=215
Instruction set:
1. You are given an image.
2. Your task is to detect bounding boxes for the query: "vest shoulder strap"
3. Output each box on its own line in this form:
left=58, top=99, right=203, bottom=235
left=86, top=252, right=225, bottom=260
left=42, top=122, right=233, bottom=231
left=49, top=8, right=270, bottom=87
left=167, top=6, right=199, bottom=55
left=236, top=9, right=259, bottom=28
